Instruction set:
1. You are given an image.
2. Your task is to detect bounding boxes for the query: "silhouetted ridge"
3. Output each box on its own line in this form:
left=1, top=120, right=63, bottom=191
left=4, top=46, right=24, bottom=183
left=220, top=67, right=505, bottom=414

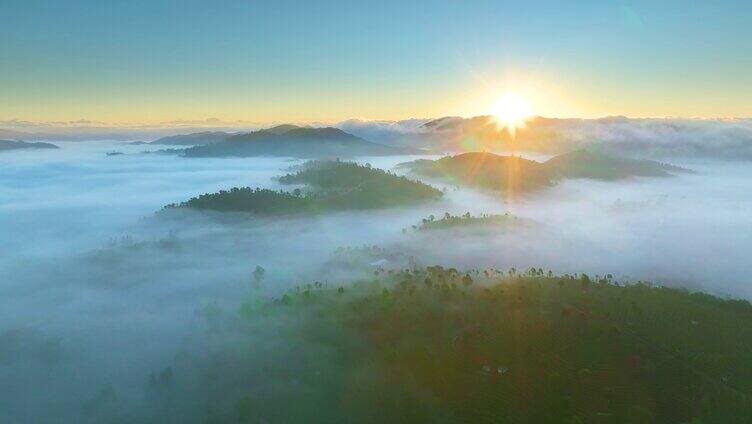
left=0, top=140, right=59, bottom=151
left=150, top=131, right=232, bottom=146
left=183, top=127, right=418, bottom=158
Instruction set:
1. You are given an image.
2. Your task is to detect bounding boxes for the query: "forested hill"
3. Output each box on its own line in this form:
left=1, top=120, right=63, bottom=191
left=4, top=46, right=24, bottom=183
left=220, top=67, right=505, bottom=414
left=544, top=149, right=692, bottom=180
left=163, top=161, right=442, bottom=214
left=401, top=152, right=554, bottom=193
left=400, top=150, right=691, bottom=193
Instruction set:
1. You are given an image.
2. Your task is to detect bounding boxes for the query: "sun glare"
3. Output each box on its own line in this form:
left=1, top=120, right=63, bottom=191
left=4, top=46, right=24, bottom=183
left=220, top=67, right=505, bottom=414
left=490, top=95, right=533, bottom=137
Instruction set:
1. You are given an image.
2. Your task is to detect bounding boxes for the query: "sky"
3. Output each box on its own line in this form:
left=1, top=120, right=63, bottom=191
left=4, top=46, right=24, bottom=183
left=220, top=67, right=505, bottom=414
left=2, top=0, right=751, bottom=124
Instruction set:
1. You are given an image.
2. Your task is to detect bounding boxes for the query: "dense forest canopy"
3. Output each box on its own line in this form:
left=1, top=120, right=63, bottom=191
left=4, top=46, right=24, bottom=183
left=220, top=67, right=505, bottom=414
left=406, top=212, right=529, bottom=232
left=164, top=161, right=442, bottom=214
left=166, top=265, right=752, bottom=423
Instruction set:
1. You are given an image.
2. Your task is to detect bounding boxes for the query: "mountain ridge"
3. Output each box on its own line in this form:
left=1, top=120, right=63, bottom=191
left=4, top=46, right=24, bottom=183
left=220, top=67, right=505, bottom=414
left=182, top=126, right=420, bottom=158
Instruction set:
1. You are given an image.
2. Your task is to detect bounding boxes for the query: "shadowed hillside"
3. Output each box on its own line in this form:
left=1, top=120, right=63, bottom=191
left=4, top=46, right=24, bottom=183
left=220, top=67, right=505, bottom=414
left=400, top=150, right=690, bottom=194
left=401, top=152, right=554, bottom=194
left=545, top=149, right=692, bottom=180
left=150, top=131, right=233, bottom=146
left=182, top=127, right=417, bottom=158
left=0, top=140, right=58, bottom=151
left=164, top=161, right=442, bottom=214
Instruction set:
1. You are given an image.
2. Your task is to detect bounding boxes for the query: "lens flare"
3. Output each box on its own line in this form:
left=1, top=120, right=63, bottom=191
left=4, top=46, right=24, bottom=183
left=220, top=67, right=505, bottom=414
left=490, top=95, right=533, bottom=137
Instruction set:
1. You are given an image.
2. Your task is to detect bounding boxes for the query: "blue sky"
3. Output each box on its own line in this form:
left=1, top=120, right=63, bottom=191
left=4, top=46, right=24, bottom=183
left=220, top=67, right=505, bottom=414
left=2, top=0, right=751, bottom=122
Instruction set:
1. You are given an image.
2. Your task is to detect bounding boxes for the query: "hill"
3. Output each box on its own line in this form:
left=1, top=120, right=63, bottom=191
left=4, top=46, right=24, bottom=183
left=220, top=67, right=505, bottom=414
left=266, top=124, right=300, bottom=134
left=0, top=140, right=59, bottom=151
left=182, top=127, right=417, bottom=158
left=545, top=149, right=692, bottom=180
left=406, top=212, right=529, bottom=232
left=164, top=266, right=752, bottom=422
left=150, top=131, right=232, bottom=146
left=163, top=161, right=442, bottom=214
left=401, top=152, right=554, bottom=194
left=400, top=150, right=690, bottom=193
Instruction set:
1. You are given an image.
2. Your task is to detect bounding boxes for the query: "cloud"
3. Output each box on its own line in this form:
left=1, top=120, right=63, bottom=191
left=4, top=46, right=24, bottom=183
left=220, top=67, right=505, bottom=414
left=2, top=140, right=752, bottom=421
left=338, top=116, right=752, bottom=160
left=5, top=115, right=752, bottom=160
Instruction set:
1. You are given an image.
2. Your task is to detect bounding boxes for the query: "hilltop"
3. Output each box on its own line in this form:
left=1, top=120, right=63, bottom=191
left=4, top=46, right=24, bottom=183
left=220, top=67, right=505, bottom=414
left=150, top=131, right=233, bottom=146
left=400, top=150, right=690, bottom=193
left=545, top=149, right=692, bottom=180
left=165, top=265, right=752, bottom=423
left=401, top=152, right=554, bottom=193
left=163, top=161, right=442, bottom=214
left=182, top=126, right=418, bottom=158
left=406, top=212, right=530, bottom=232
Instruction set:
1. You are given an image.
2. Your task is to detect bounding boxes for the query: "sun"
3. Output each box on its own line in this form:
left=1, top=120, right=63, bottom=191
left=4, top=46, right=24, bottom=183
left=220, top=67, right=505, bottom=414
left=490, top=95, right=533, bottom=137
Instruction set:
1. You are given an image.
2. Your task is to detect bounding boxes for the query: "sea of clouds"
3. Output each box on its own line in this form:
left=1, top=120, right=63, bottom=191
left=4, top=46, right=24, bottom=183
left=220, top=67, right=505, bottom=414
left=1, top=134, right=752, bottom=421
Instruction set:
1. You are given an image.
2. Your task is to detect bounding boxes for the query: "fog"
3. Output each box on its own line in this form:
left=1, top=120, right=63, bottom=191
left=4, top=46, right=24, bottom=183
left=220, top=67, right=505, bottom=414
left=2, top=141, right=752, bottom=422
left=340, top=116, right=752, bottom=160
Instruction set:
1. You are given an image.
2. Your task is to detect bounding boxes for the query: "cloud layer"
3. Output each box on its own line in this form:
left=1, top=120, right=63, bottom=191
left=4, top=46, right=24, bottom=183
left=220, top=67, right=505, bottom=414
left=2, top=141, right=752, bottom=421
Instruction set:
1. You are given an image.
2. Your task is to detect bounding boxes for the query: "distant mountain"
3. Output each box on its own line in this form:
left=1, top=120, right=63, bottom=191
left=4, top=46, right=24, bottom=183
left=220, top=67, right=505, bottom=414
left=0, top=140, right=59, bottom=151
left=399, top=150, right=691, bottom=194
left=183, top=126, right=418, bottom=158
left=150, top=131, right=233, bottom=146
left=266, top=124, right=300, bottom=134
left=544, top=149, right=692, bottom=180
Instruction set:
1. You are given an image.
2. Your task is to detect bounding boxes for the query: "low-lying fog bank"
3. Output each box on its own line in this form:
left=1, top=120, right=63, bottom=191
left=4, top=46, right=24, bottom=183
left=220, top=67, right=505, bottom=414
left=1, top=141, right=751, bottom=422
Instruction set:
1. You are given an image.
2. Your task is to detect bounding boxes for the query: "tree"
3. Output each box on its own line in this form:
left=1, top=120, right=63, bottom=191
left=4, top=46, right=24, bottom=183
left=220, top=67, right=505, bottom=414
left=253, top=265, right=265, bottom=289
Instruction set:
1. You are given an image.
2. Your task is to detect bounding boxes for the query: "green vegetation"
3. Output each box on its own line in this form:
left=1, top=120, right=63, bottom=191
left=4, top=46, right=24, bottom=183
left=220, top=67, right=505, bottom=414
left=400, top=150, right=690, bottom=194
left=164, top=187, right=310, bottom=214
left=231, top=266, right=752, bottom=423
left=401, top=152, right=553, bottom=194
left=545, top=149, right=692, bottom=180
left=406, top=211, right=528, bottom=232
left=163, top=161, right=442, bottom=214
